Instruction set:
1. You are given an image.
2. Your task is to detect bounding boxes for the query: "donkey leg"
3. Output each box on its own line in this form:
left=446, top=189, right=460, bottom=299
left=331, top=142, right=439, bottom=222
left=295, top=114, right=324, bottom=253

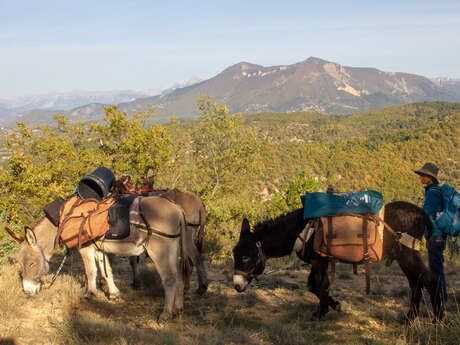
left=79, top=246, right=104, bottom=298
left=95, top=251, right=120, bottom=300
left=318, top=259, right=333, bottom=317
left=146, top=240, right=183, bottom=321
left=307, top=263, right=322, bottom=318
left=396, top=248, right=444, bottom=321
left=404, top=274, right=424, bottom=320
left=309, top=258, right=335, bottom=318
left=308, top=277, right=340, bottom=312
left=186, top=226, right=208, bottom=295
left=420, top=270, right=444, bottom=321
left=129, top=256, right=141, bottom=289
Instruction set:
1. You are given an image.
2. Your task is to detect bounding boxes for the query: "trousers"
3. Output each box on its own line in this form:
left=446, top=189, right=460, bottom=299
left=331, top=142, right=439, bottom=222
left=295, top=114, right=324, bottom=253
left=427, top=235, right=448, bottom=302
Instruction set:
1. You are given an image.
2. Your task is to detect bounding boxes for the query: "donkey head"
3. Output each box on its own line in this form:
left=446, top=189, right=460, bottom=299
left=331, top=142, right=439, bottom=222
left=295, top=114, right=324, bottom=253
left=232, top=219, right=266, bottom=292
left=6, top=225, right=49, bottom=295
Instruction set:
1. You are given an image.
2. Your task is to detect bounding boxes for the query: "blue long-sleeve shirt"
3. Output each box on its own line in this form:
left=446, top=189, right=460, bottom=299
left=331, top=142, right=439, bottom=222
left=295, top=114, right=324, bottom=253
left=422, top=183, right=443, bottom=237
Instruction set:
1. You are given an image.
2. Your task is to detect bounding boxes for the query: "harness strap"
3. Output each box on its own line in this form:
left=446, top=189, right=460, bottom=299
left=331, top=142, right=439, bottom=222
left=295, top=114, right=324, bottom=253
left=37, top=245, right=49, bottom=281
left=132, top=223, right=181, bottom=239
left=361, top=216, right=371, bottom=295
left=234, top=240, right=266, bottom=279
left=375, top=214, right=421, bottom=250
left=329, top=258, right=336, bottom=287
left=326, top=217, right=336, bottom=287
left=298, top=220, right=314, bottom=258
left=254, top=241, right=266, bottom=274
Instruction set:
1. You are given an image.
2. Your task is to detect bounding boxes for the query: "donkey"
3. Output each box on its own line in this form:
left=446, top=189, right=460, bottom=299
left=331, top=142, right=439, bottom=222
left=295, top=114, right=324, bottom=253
left=155, top=188, right=208, bottom=294
left=7, top=196, right=189, bottom=321
left=99, top=188, right=208, bottom=295
left=232, top=201, right=443, bottom=321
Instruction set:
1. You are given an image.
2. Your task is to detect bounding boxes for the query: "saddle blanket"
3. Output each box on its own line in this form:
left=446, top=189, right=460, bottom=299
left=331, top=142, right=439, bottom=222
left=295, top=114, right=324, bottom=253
left=103, top=196, right=142, bottom=243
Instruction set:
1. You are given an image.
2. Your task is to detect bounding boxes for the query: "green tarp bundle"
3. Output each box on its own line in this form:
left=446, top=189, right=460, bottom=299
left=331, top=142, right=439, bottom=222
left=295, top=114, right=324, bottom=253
left=301, top=190, right=383, bottom=219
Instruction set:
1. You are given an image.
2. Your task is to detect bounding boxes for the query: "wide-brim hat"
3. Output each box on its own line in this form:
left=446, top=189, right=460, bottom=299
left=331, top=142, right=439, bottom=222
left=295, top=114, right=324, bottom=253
left=414, top=162, right=439, bottom=182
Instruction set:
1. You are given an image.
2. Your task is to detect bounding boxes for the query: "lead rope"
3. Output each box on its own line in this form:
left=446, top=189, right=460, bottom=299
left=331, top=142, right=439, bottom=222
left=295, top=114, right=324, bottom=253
left=48, top=247, right=70, bottom=288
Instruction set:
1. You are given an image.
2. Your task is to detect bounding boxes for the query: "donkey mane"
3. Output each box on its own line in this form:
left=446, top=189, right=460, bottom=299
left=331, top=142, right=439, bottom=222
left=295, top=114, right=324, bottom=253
left=252, top=208, right=304, bottom=237
left=385, top=201, right=432, bottom=239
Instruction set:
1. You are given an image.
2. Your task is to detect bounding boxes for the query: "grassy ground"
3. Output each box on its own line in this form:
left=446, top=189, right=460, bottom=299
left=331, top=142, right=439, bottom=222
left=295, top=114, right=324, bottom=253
left=0, top=250, right=459, bottom=345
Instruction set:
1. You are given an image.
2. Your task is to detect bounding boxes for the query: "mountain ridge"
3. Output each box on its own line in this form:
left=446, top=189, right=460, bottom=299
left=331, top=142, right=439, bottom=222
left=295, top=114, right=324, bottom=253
left=3, top=58, right=460, bottom=127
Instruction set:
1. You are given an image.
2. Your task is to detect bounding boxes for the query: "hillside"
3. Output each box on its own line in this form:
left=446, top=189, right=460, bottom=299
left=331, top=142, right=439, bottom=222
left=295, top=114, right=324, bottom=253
left=0, top=101, right=459, bottom=345
left=1, top=100, right=458, bottom=234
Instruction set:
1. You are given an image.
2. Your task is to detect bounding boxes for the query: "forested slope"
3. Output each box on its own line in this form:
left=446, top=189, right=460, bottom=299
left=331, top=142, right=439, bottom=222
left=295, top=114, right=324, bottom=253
left=1, top=99, right=459, bottom=257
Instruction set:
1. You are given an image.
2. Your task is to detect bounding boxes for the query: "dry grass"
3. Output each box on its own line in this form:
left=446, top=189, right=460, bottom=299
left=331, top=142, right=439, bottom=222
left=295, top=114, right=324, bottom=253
left=0, top=251, right=459, bottom=345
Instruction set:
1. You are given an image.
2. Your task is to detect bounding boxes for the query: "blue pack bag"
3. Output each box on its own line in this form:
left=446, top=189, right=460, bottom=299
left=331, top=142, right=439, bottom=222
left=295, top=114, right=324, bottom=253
left=434, top=184, right=460, bottom=236
left=301, top=190, right=383, bottom=219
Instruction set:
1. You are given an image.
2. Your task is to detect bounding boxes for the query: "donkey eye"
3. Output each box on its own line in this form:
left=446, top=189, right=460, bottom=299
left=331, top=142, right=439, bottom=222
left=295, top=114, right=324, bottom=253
left=29, top=263, right=35, bottom=268
left=242, top=256, right=251, bottom=263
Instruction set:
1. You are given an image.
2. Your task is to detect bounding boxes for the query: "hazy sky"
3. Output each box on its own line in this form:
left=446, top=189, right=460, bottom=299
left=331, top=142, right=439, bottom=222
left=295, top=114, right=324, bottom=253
left=1, top=0, right=459, bottom=96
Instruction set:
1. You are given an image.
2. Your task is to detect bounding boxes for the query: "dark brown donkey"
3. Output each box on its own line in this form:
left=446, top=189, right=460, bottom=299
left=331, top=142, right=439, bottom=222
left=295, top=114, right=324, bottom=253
left=232, top=201, right=443, bottom=321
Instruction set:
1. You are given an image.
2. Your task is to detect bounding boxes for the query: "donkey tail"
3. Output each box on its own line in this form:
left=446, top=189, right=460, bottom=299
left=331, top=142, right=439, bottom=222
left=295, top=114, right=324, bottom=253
left=195, top=203, right=207, bottom=254
left=179, top=211, right=191, bottom=281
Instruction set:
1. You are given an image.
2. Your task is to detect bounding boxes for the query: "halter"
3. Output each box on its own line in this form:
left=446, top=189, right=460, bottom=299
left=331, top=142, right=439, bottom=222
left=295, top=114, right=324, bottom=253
left=30, top=244, right=49, bottom=283
left=235, top=241, right=266, bottom=281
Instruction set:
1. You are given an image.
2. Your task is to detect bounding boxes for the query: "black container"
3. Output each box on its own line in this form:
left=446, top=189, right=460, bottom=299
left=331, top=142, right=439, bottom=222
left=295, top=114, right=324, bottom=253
left=77, top=167, right=115, bottom=200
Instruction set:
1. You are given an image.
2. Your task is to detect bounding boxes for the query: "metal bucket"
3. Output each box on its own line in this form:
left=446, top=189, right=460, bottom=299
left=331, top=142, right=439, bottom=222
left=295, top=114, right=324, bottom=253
left=77, top=167, right=115, bottom=200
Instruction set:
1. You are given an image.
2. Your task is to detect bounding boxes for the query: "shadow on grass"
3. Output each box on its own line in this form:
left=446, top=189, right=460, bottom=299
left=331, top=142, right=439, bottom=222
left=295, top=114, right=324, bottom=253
left=51, top=308, right=181, bottom=345
left=0, top=339, right=17, bottom=345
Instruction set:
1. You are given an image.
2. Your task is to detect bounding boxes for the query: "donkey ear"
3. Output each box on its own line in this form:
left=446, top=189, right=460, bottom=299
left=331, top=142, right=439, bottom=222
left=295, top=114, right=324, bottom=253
left=25, top=227, right=38, bottom=247
left=240, top=218, right=251, bottom=237
left=4, top=225, right=24, bottom=243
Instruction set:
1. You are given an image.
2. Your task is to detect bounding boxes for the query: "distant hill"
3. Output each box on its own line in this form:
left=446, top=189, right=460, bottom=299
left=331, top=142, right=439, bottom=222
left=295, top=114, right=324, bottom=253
left=3, top=58, right=460, bottom=127
left=431, top=78, right=460, bottom=96
left=0, top=89, right=161, bottom=126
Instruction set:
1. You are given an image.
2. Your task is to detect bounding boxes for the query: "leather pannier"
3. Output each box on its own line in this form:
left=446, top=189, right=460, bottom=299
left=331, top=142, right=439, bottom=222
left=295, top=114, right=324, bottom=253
left=58, top=196, right=115, bottom=248
left=313, top=212, right=384, bottom=263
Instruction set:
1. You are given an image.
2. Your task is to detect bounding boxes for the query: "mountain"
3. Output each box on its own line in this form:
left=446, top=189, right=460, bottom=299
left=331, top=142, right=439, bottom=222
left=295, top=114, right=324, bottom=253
left=431, top=78, right=460, bottom=96
left=134, top=57, right=457, bottom=119
left=2, top=58, right=459, bottom=127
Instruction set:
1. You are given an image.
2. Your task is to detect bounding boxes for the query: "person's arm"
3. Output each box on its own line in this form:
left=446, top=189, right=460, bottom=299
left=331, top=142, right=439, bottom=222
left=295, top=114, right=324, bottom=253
left=422, top=188, right=442, bottom=238
left=422, top=188, right=442, bottom=218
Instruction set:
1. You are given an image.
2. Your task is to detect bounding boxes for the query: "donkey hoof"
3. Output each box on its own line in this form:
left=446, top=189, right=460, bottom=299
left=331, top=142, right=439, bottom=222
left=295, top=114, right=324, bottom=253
left=174, top=308, right=183, bottom=319
left=312, top=311, right=323, bottom=319
left=333, top=302, right=341, bottom=312
left=312, top=308, right=328, bottom=320
left=84, top=290, right=104, bottom=299
left=195, top=285, right=208, bottom=295
left=108, top=293, right=120, bottom=301
left=404, top=311, right=417, bottom=322
left=158, top=312, right=173, bottom=323
left=311, top=311, right=320, bottom=320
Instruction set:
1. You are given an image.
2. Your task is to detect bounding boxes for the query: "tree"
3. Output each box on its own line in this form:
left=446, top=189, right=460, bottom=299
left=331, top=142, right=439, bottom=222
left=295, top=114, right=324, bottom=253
left=188, top=95, right=263, bottom=200
left=0, top=106, right=172, bottom=227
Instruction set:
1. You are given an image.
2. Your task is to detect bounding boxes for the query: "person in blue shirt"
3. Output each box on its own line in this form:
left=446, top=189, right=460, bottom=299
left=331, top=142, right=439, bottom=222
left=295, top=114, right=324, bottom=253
left=414, top=162, right=448, bottom=302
